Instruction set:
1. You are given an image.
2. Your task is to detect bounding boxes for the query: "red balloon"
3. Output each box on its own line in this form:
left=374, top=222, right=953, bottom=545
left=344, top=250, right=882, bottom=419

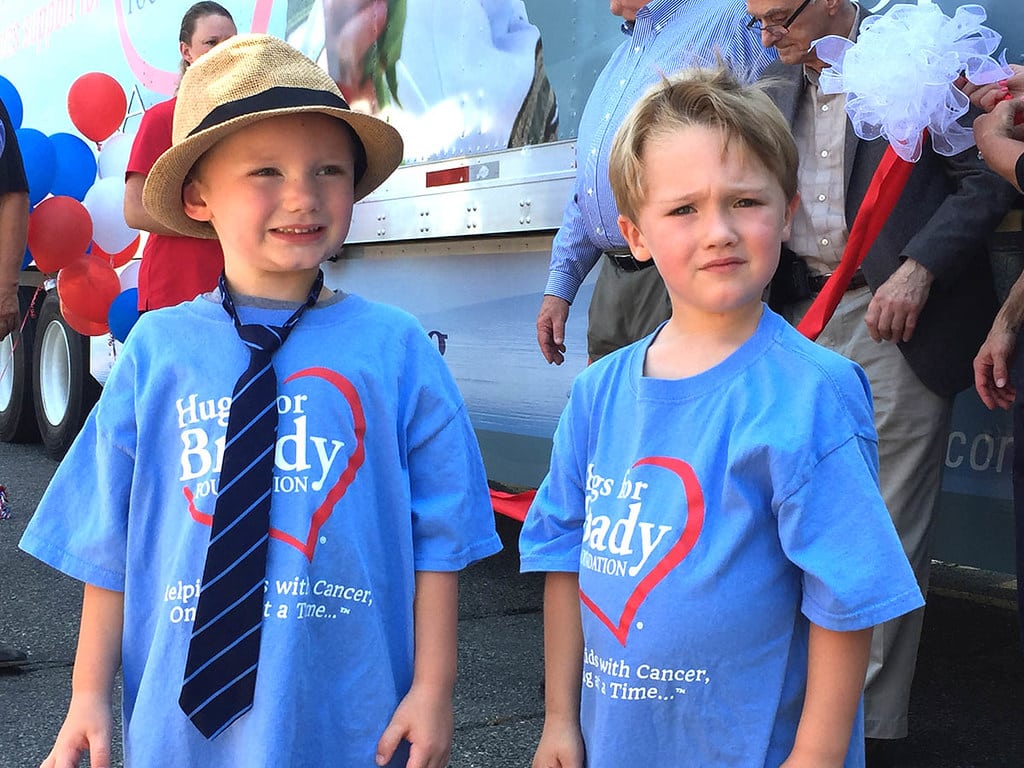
left=28, top=195, right=93, bottom=273
left=60, top=300, right=110, bottom=337
left=92, top=235, right=140, bottom=268
left=57, top=254, right=121, bottom=325
left=67, top=72, right=127, bottom=143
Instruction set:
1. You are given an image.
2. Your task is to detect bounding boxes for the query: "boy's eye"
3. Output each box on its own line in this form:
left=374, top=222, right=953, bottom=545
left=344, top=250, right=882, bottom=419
left=316, top=165, right=347, bottom=177
left=670, top=204, right=695, bottom=215
left=251, top=167, right=280, bottom=177
left=735, top=198, right=763, bottom=208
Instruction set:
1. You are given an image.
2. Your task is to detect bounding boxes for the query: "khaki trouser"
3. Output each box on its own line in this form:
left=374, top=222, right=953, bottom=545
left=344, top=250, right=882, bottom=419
left=586, top=257, right=671, bottom=361
left=789, top=286, right=952, bottom=740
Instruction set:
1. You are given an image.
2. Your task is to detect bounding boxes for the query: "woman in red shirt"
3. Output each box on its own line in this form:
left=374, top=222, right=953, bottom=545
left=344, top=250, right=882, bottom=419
left=123, top=2, right=237, bottom=311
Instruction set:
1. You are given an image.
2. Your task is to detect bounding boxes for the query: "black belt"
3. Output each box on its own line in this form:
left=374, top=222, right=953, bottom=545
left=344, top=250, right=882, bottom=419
left=604, top=248, right=655, bottom=272
left=996, top=208, right=1022, bottom=233
left=808, top=268, right=867, bottom=295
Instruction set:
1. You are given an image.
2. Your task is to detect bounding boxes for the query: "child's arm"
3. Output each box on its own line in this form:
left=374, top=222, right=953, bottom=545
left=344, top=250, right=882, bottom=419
left=41, top=584, right=124, bottom=768
left=532, top=571, right=585, bottom=768
left=782, top=624, right=872, bottom=768
left=376, top=570, right=458, bottom=768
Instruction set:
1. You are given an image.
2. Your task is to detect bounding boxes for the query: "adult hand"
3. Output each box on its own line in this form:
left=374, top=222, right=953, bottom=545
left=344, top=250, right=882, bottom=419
left=973, top=323, right=1017, bottom=410
left=974, top=96, right=1024, bottom=148
left=973, top=97, right=1024, bottom=191
left=959, top=64, right=1024, bottom=113
left=537, top=294, right=570, bottom=365
left=864, top=258, right=933, bottom=343
left=323, top=0, right=388, bottom=108
left=0, top=286, right=17, bottom=341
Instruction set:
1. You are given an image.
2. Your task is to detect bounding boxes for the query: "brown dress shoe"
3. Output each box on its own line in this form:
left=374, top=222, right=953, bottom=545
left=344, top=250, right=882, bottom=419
left=0, top=642, right=28, bottom=669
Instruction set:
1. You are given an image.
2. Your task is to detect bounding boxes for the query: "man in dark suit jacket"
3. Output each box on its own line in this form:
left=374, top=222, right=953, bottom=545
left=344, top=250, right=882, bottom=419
left=746, top=0, right=1018, bottom=762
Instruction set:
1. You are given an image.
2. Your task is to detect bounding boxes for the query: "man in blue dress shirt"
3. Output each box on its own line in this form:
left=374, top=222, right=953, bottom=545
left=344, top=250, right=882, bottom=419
left=536, top=0, right=775, bottom=364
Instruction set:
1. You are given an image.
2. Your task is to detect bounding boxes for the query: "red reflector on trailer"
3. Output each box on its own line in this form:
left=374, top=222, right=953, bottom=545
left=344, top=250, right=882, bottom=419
left=426, top=166, right=470, bottom=187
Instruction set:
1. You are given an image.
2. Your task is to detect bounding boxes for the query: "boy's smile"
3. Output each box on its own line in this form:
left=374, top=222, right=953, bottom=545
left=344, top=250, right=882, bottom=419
left=618, top=124, right=796, bottom=334
left=183, top=113, right=357, bottom=301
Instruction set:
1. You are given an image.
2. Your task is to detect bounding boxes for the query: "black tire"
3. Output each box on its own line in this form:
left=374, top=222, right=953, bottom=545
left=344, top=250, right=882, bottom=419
left=32, top=291, right=100, bottom=460
left=0, top=286, right=43, bottom=442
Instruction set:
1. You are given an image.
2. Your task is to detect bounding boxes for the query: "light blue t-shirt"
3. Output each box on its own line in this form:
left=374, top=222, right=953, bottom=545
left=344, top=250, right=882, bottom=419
left=520, top=307, right=924, bottom=767
left=21, top=292, right=502, bottom=767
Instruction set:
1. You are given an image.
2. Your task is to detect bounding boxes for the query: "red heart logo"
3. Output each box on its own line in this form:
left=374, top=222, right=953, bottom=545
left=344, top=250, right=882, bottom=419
left=578, top=456, right=705, bottom=646
left=183, top=366, right=365, bottom=562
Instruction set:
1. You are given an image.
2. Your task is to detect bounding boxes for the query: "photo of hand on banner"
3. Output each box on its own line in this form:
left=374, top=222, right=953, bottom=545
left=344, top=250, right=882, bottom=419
left=795, top=0, right=1013, bottom=340
left=290, top=0, right=556, bottom=162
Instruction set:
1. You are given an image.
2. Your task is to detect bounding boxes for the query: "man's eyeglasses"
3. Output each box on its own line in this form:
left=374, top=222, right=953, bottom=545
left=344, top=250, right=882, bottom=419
left=746, top=0, right=813, bottom=36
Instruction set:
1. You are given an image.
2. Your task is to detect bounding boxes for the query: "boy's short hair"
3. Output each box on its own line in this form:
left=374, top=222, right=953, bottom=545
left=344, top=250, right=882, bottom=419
left=609, top=67, right=798, bottom=223
left=143, top=34, right=404, bottom=239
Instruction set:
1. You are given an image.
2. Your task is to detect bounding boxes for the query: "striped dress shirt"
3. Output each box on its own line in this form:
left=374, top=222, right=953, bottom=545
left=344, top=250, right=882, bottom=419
left=545, top=0, right=777, bottom=304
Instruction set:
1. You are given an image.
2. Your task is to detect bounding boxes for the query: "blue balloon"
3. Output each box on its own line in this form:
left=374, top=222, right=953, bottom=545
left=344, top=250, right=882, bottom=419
left=108, top=288, right=140, bottom=343
left=0, top=76, right=23, bottom=130
left=21, top=248, right=32, bottom=270
left=16, top=128, right=56, bottom=206
left=49, top=132, right=97, bottom=201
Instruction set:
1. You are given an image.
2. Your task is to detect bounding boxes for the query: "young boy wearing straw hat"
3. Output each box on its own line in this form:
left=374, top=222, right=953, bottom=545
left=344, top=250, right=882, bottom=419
left=21, top=34, right=500, bottom=768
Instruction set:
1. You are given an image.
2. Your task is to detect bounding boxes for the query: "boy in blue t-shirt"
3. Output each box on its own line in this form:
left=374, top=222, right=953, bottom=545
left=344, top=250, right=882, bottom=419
left=21, top=35, right=501, bottom=767
left=519, top=68, right=924, bottom=768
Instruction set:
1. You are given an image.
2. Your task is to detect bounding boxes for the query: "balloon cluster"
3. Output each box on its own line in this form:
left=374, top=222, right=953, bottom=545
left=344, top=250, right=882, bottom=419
left=4, top=72, right=141, bottom=342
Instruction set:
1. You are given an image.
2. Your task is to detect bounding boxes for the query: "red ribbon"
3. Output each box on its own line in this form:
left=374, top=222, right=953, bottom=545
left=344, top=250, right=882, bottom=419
left=489, top=488, right=535, bottom=522
left=797, top=143, right=915, bottom=340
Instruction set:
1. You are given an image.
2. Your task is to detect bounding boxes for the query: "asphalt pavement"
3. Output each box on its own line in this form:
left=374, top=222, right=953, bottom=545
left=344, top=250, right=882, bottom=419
left=1, top=439, right=1021, bottom=767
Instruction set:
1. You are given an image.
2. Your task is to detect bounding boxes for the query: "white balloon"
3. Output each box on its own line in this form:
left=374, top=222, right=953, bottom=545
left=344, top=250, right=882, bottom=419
left=118, top=259, right=141, bottom=291
left=97, top=131, right=135, bottom=180
left=84, top=176, right=138, bottom=253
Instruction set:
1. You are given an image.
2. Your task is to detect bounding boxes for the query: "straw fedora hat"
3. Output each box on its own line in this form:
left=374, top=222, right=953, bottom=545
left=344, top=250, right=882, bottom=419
left=143, top=33, right=404, bottom=239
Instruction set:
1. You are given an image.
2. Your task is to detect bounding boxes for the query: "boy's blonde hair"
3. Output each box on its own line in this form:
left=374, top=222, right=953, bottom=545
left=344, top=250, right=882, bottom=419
left=609, top=67, right=798, bottom=223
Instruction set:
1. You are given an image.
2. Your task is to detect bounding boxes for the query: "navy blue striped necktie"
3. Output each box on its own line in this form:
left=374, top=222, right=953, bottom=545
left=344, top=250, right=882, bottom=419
left=179, top=271, right=324, bottom=739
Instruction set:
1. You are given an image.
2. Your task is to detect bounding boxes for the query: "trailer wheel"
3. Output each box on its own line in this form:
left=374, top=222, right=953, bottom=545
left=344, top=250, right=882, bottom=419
left=32, top=291, right=99, bottom=460
left=0, top=286, right=43, bottom=443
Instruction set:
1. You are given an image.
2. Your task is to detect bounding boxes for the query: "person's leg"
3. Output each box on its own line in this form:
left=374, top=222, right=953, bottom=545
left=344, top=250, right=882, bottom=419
left=815, top=288, right=952, bottom=741
left=1013, top=353, right=1024, bottom=653
left=586, top=259, right=670, bottom=361
left=993, top=225, right=1024, bottom=653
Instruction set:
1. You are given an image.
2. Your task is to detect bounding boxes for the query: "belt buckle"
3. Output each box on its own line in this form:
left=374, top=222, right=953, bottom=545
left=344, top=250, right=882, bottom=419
left=996, top=209, right=1023, bottom=233
left=605, top=249, right=652, bottom=272
left=810, top=269, right=866, bottom=296
left=808, top=272, right=831, bottom=294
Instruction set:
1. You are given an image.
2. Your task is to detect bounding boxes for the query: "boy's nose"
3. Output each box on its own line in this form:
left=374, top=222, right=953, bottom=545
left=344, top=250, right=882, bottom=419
left=704, top=208, right=739, bottom=246
left=283, top=175, right=321, bottom=210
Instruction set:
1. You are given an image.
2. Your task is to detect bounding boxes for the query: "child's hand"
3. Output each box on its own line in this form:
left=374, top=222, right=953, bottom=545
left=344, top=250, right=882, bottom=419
left=375, top=683, right=453, bottom=768
left=531, top=715, right=585, bottom=768
left=779, top=753, right=844, bottom=768
left=39, top=692, right=113, bottom=768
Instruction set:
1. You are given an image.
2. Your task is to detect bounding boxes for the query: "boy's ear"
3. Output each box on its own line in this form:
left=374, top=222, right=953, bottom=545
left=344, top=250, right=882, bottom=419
left=781, top=192, right=800, bottom=243
left=617, top=214, right=654, bottom=263
left=182, top=179, right=213, bottom=224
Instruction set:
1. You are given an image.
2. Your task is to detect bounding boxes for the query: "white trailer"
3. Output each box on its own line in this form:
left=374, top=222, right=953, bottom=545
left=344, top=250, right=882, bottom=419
left=0, top=0, right=1021, bottom=572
